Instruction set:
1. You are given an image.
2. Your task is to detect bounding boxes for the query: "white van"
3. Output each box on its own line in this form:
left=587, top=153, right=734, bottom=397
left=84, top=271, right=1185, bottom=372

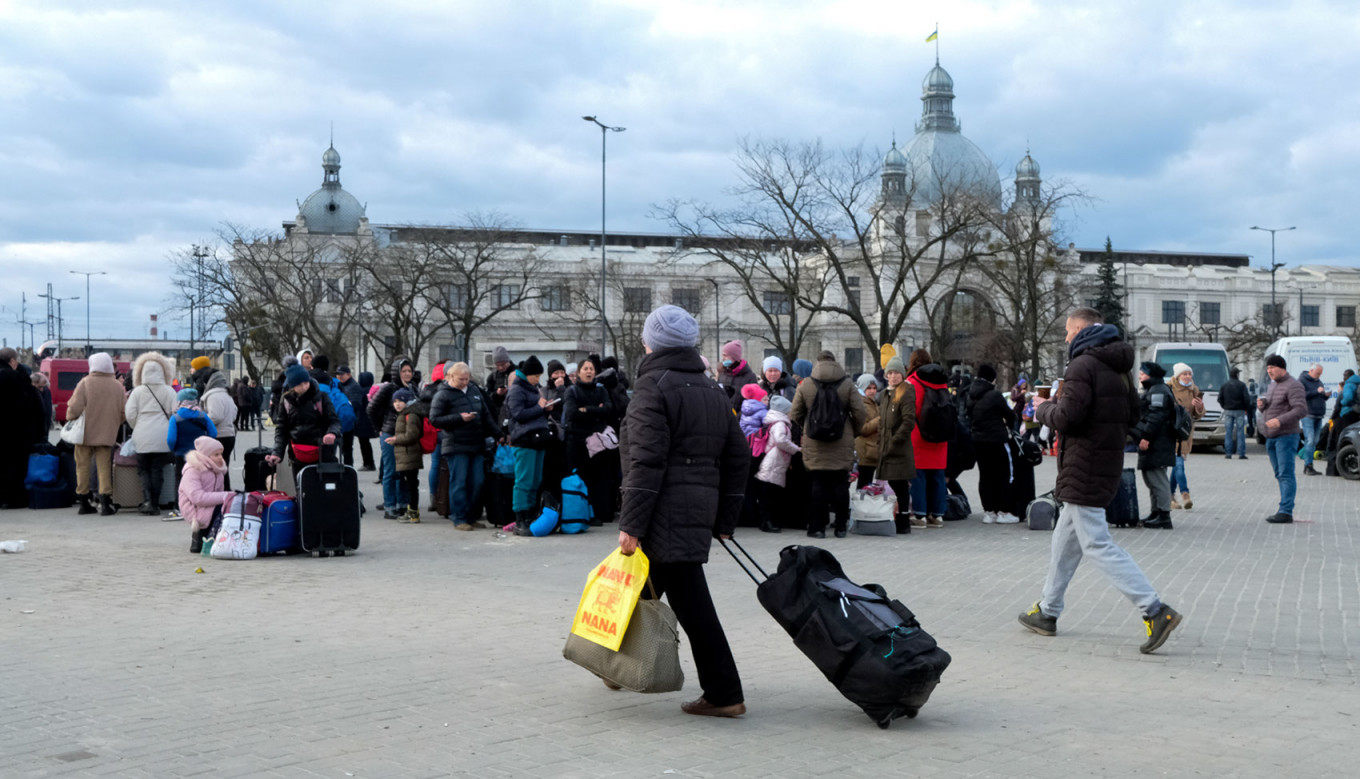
left=1262, top=336, right=1359, bottom=418
left=1146, top=342, right=1232, bottom=449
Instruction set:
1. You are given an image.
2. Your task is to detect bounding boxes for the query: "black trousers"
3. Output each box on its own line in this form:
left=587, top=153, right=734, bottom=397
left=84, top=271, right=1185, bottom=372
left=856, top=464, right=876, bottom=490
left=398, top=469, right=420, bottom=511
left=357, top=436, right=375, bottom=469
left=646, top=562, right=744, bottom=707
left=342, top=431, right=356, bottom=467
left=808, top=469, right=851, bottom=533
left=759, top=480, right=787, bottom=529
left=218, top=436, right=235, bottom=492
left=136, top=452, right=172, bottom=506
left=975, top=441, right=1013, bottom=513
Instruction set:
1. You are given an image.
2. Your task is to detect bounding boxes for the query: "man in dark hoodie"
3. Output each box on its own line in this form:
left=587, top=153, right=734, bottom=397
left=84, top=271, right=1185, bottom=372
left=485, top=346, right=516, bottom=424
left=1130, top=361, right=1177, bottom=529
left=336, top=365, right=365, bottom=468
left=1018, top=308, right=1183, bottom=655
left=368, top=355, right=419, bottom=516
left=1219, top=366, right=1251, bottom=460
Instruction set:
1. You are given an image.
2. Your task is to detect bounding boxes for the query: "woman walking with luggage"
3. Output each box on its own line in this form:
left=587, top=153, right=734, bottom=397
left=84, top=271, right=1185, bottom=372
left=505, top=356, right=553, bottom=535
left=877, top=356, right=917, bottom=534
left=179, top=437, right=234, bottom=554
left=124, top=353, right=178, bottom=515
left=616, top=305, right=750, bottom=718
left=906, top=349, right=950, bottom=529
left=562, top=356, right=616, bottom=526
left=969, top=363, right=1019, bottom=523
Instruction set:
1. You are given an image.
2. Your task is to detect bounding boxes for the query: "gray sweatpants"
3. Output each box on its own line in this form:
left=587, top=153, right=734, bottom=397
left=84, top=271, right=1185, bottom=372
left=1141, top=467, right=1172, bottom=513
left=1040, top=503, right=1161, bottom=619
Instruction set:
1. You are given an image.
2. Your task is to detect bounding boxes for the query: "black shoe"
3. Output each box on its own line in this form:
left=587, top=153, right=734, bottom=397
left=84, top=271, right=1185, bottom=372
left=514, top=511, right=536, bottom=536
left=1017, top=602, right=1057, bottom=636
left=189, top=529, right=204, bottom=554
left=1141, top=512, right=1174, bottom=530
left=138, top=501, right=159, bottom=516
left=1238, top=456, right=1248, bottom=460
left=834, top=529, right=847, bottom=538
left=759, top=522, right=782, bottom=534
left=807, top=530, right=825, bottom=539
left=1303, top=465, right=1319, bottom=476
left=1266, top=512, right=1294, bottom=524
left=1140, top=605, right=1183, bottom=654
left=1224, top=454, right=1232, bottom=459
left=383, top=509, right=404, bottom=520
left=77, top=494, right=97, bottom=515
left=99, top=495, right=117, bottom=516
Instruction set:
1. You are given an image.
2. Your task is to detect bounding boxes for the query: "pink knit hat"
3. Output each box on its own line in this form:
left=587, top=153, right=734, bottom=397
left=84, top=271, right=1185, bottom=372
left=721, top=340, right=743, bottom=361
left=195, top=437, right=224, bottom=455
left=741, top=384, right=768, bottom=401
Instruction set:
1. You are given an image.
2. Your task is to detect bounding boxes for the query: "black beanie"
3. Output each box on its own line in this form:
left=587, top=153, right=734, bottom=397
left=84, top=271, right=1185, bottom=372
left=313, top=355, right=330, bottom=373
left=1140, top=361, right=1166, bottom=379
left=520, top=355, right=544, bottom=377
left=547, top=359, right=566, bottom=376
left=977, top=363, right=997, bottom=382
left=1265, top=354, right=1287, bottom=370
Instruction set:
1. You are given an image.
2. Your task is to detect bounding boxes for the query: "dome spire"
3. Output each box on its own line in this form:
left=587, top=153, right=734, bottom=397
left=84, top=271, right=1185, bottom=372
left=321, top=135, right=341, bottom=188
left=918, top=59, right=959, bottom=133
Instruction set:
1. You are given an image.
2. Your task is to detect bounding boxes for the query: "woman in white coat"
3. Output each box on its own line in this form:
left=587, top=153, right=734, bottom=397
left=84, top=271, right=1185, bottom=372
left=200, top=370, right=239, bottom=489
left=123, top=353, right=179, bottom=515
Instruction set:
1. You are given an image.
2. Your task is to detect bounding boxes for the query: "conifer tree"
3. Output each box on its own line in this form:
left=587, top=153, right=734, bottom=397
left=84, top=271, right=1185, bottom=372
left=1093, top=237, right=1126, bottom=335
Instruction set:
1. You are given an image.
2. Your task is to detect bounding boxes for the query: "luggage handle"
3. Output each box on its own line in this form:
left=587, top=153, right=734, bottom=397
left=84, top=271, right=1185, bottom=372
left=719, top=537, right=768, bottom=585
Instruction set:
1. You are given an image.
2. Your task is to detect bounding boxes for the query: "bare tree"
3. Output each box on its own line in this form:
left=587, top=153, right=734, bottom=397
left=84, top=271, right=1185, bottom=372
left=350, top=232, right=450, bottom=370
left=976, top=182, right=1091, bottom=380
left=658, top=138, right=1000, bottom=369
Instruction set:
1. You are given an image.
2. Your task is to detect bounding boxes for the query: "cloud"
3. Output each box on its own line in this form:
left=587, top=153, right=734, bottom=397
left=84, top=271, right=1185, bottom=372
left=2, top=0, right=1358, bottom=348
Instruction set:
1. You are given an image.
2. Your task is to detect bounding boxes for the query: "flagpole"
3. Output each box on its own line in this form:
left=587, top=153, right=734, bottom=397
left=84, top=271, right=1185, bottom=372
left=935, top=23, right=939, bottom=62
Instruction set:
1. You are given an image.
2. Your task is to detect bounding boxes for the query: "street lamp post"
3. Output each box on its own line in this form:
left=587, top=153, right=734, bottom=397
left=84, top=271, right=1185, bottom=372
left=69, top=270, right=107, bottom=354
left=582, top=116, right=625, bottom=355
left=707, top=278, right=721, bottom=360
left=1250, top=225, right=1295, bottom=339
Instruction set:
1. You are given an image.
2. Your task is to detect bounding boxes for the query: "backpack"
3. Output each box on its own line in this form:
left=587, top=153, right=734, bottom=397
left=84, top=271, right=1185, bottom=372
left=319, top=379, right=357, bottom=433
left=804, top=377, right=849, bottom=442
left=1171, top=402, right=1193, bottom=442
left=559, top=471, right=593, bottom=533
left=420, top=418, right=439, bottom=454
left=917, top=382, right=957, bottom=444
left=748, top=427, right=770, bottom=458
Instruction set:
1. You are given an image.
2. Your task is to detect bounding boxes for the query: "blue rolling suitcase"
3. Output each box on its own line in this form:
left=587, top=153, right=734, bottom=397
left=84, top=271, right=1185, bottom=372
left=258, top=491, right=300, bottom=555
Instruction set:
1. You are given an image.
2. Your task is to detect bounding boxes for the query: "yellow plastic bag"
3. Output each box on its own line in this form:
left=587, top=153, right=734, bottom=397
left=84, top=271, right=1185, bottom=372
left=570, top=548, right=649, bottom=651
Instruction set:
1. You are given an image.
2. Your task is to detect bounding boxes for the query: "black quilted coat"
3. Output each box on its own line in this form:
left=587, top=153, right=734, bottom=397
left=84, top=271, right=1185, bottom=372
left=619, top=347, right=749, bottom=564
left=1033, top=325, right=1140, bottom=508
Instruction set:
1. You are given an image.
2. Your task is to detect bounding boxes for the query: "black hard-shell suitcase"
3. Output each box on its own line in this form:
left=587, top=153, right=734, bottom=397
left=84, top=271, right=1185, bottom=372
left=296, top=449, right=360, bottom=556
left=243, top=427, right=275, bottom=493
left=723, top=540, right=951, bottom=728
left=434, top=457, right=451, bottom=518
left=1105, top=467, right=1139, bottom=527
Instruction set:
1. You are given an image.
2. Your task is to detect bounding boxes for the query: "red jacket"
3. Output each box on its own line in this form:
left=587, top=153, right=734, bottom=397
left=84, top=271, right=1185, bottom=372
left=907, top=367, right=949, bottom=471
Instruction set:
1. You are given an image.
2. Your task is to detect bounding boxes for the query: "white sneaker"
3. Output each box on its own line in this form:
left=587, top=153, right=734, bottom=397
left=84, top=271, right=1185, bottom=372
left=982, top=512, right=996, bottom=524
left=995, top=513, right=1021, bottom=524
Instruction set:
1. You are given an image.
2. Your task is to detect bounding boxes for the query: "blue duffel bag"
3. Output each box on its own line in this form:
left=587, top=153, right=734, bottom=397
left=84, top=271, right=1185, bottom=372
left=559, top=471, right=593, bottom=534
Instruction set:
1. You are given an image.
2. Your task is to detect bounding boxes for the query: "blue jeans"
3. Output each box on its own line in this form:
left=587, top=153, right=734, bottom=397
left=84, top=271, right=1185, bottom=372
left=428, top=445, right=442, bottom=501
left=512, top=446, right=546, bottom=512
left=1299, top=417, right=1322, bottom=461
left=1171, top=455, right=1189, bottom=494
left=1223, top=410, right=1247, bottom=456
left=380, top=440, right=399, bottom=509
left=1266, top=434, right=1299, bottom=516
left=909, top=469, right=948, bottom=517
left=447, top=451, right=485, bottom=524
left=1040, top=502, right=1161, bottom=619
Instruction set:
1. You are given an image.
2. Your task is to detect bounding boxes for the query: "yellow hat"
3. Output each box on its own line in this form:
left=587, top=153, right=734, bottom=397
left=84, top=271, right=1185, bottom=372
left=190, top=356, right=211, bottom=371
left=879, top=344, right=897, bottom=365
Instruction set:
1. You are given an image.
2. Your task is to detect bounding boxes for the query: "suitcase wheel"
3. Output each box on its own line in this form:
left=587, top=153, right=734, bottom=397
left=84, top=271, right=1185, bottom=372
left=335, top=550, right=346, bottom=557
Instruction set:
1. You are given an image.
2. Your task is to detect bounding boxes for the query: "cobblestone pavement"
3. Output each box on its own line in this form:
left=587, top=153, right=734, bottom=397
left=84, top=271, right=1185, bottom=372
left=3, top=442, right=1358, bottom=777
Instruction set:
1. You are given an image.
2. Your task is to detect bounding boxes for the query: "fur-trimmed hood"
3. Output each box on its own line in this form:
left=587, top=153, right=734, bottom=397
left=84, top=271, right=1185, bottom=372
left=133, top=352, right=176, bottom=387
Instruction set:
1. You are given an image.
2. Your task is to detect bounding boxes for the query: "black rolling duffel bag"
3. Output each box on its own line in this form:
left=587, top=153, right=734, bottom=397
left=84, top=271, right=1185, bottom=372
left=723, top=540, right=951, bottom=728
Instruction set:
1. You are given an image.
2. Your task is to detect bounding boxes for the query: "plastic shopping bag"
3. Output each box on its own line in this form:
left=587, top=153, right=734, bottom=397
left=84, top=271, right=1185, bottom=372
left=570, top=547, right=649, bottom=651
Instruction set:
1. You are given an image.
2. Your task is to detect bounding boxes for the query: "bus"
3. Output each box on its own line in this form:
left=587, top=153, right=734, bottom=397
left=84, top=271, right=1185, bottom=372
left=1145, top=342, right=1232, bottom=450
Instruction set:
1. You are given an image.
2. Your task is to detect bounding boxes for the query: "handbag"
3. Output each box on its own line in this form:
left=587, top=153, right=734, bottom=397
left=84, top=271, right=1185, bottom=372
left=291, top=443, right=321, bottom=464
left=210, top=507, right=261, bottom=560
left=563, top=577, right=684, bottom=693
left=60, top=415, right=85, bottom=446
left=1010, top=428, right=1043, bottom=467
left=113, top=438, right=138, bottom=467
left=585, top=425, right=619, bottom=458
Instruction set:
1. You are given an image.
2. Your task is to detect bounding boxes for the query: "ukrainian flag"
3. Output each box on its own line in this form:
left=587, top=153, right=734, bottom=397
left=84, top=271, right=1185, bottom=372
left=925, top=28, right=938, bottom=42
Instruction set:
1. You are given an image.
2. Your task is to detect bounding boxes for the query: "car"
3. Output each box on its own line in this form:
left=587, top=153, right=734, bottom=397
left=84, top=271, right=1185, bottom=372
left=1337, top=422, right=1360, bottom=481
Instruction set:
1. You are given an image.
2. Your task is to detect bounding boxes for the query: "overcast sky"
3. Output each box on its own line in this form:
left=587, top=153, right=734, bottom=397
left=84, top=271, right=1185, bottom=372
left=2, top=0, right=1356, bottom=347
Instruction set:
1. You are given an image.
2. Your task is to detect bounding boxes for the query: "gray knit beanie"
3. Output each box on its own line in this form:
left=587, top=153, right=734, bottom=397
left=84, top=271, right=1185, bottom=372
left=642, top=305, right=700, bottom=350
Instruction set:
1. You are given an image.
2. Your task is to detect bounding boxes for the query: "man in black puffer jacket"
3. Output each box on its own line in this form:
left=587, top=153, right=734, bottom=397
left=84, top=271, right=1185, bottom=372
left=1130, top=362, right=1176, bottom=528
left=1018, top=308, right=1183, bottom=655
left=1218, top=367, right=1251, bottom=460
left=618, top=305, right=750, bottom=719
left=429, top=361, right=499, bottom=530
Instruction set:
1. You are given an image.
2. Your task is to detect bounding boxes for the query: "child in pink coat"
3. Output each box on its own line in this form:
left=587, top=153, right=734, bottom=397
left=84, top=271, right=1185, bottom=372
left=179, top=437, right=233, bottom=554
